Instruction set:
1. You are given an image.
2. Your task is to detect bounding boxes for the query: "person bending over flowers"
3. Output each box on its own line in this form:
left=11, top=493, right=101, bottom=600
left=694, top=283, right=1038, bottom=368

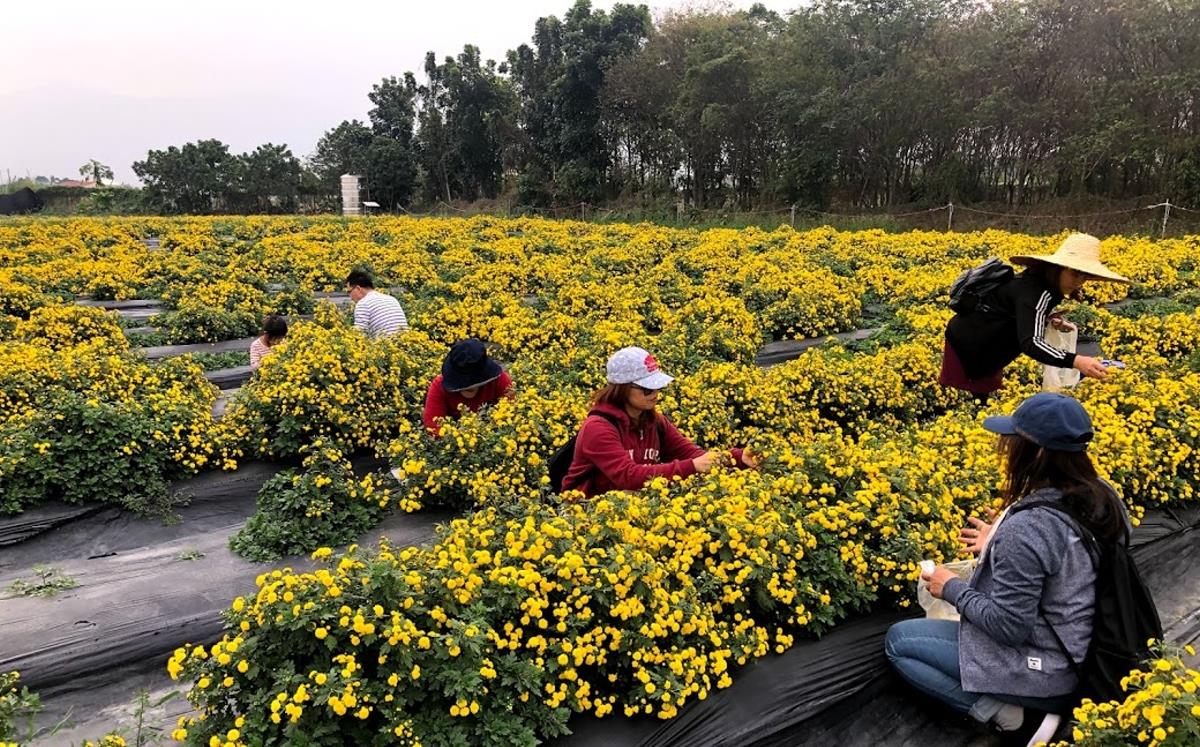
left=941, top=233, right=1130, bottom=401
left=561, top=346, right=756, bottom=499
left=423, top=339, right=513, bottom=437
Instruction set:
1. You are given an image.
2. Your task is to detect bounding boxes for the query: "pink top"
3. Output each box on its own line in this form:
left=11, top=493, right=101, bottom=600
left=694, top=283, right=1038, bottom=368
left=249, top=337, right=273, bottom=370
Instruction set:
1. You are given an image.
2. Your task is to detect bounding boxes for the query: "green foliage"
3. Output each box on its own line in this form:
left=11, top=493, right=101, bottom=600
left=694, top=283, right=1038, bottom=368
left=8, top=565, right=79, bottom=597
left=187, top=351, right=251, bottom=371
left=310, top=120, right=375, bottom=190
left=0, top=392, right=188, bottom=515
left=134, top=139, right=240, bottom=214
left=229, top=447, right=387, bottom=562
left=153, top=307, right=259, bottom=344
left=416, top=46, right=516, bottom=202
left=0, top=671, right=42, bottom=743
left=134, top=140, right=304, bottom=215
left=74, top=186, right=147, bottom=216
left=79, top=159, right=115, bottom=185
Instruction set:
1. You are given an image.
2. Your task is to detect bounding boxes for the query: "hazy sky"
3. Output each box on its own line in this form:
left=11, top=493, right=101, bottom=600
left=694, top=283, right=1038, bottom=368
left=2, top=0, right=795, bottom=185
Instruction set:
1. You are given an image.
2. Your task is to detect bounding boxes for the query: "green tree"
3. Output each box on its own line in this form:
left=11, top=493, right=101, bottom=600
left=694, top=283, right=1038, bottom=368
left=132, top=139, right=238, bottom=214
left=417, top=45, right=517, bottom=202
left=363, top=76, right=421, bottom=208
left=364, top=137, right=418, bottom=209
left=508, top=0, right=651, bottom=204
left=233, top=143, right=302, bottom=213
left=309, top=120, right=375, bottom=190
left=78, top=159, right=114, bottom=185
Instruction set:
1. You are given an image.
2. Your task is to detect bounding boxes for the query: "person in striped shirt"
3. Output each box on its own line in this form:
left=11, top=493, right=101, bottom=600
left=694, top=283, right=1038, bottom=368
left=345, top=269, right=409, bottom=338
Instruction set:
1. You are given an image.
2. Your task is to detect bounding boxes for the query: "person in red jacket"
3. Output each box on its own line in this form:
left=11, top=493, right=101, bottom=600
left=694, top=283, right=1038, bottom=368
left=423, top=339, right=513, bottom=436
left=561, top=346, right=755, bottom=499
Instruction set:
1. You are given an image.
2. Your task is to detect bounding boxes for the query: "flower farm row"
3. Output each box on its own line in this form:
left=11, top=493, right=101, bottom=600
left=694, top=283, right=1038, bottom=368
left=2, top=217, right=1199, bottom=746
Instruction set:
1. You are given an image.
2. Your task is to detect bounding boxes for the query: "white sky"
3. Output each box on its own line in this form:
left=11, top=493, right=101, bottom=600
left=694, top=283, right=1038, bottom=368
left=1, top=0, right=796, bottom=185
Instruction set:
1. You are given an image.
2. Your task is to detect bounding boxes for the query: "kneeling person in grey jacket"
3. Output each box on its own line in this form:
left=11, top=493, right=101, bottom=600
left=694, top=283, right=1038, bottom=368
left=886, top=393, right=1129, bottom=745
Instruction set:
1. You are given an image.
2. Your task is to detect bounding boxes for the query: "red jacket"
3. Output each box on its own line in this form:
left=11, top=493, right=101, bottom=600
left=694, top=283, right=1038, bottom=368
left=561, top=401, right=745, bottom=499
left=423, top=371, right=513, bottom=436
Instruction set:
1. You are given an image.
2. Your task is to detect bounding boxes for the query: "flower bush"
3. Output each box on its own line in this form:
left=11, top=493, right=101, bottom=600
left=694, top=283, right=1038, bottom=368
left=11, top=304, right=129, bottom=352
left=3, top=216, right=1200, bottom=744
left=230, top=445, right=389, bottom=562
left=0, top=339, right=217, bottom=514
left=216, top=303, right=443, bottom=462
left=1048, top=643, right=1200, bottom=747
left=169, top=357, right=1200, bottom=746
left=0, top=671, right=38, bottom=747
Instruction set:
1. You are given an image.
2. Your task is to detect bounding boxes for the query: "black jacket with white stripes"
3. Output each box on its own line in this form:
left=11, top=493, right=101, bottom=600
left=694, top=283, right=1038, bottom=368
left=945, top=270, right=1076, bottom=380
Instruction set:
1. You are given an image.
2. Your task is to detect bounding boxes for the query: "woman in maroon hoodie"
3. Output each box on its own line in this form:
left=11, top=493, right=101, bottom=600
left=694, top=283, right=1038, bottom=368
left=561, top=346, right=755, bottom=499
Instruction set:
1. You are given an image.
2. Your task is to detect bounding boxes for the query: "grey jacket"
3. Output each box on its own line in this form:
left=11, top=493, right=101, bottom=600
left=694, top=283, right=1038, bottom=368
left=942, top=487, right=1109, bottom=698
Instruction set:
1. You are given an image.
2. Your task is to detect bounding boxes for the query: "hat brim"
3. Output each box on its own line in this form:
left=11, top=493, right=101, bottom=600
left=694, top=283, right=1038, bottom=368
left=982, top=415, right=1018, bottom=436
left=1010, top=254, right=1131, bottom=283
left=633, top=371, right=674, bottom=390
left=442, top=359, right=504, bottom=392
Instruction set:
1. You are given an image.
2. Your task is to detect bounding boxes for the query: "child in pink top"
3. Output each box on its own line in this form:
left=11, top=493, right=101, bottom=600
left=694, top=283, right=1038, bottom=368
left=249, top=315, right=287, bottom=370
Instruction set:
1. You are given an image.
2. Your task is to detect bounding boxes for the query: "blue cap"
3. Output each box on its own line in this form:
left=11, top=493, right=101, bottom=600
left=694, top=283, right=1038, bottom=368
left=982, top=392, right=1094, bottom=452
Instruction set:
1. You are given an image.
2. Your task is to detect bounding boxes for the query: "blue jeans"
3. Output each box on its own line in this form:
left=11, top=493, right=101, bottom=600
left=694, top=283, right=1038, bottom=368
left=884, top=618, right=1071, bottom=724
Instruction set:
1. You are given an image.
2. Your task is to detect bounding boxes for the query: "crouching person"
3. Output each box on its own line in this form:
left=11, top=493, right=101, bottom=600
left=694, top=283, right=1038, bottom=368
left=885, top=393, right=1131, bottom=746
left=423, top=339, right=513, bottom=437
left=559, top=346, right=755, bottom=499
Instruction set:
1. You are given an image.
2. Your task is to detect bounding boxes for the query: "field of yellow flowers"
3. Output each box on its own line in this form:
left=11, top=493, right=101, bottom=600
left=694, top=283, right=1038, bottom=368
left=2, top=216, right=1200, bottom=746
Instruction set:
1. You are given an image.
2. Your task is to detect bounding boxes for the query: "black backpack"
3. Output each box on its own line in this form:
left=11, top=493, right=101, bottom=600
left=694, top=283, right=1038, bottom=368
left=949, top=258, right=1014, bottom=313
left=547, top=412, right=664, bottom=494
left=1009, top=500, right=1163, bottom=705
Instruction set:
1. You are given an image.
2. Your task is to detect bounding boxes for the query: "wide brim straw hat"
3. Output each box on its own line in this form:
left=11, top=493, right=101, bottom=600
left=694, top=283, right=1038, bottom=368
left=1009, top=233, right=1131, bottom=284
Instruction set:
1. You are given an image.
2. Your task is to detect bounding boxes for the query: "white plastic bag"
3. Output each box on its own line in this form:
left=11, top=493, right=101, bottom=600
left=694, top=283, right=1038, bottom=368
left=917, top=558, right=976, bottom=621
left=1042, top=325, right=1080, bottom=391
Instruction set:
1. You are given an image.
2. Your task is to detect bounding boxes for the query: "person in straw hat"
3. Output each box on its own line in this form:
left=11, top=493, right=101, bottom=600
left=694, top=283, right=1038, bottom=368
left=941, top=233, right=1130, bottom=401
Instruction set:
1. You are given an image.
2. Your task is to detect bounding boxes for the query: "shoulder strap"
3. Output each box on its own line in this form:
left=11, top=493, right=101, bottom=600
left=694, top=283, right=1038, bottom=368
left=1008, top=499, right=1103, bottom=560
left=590, top=411, right=623, bottom=432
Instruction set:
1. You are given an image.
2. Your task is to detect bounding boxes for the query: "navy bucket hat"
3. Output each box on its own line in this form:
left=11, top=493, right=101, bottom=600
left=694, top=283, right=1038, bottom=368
left=983, top=392, right=1094, bottom=452
left=442, top=339, right=503, bottom=392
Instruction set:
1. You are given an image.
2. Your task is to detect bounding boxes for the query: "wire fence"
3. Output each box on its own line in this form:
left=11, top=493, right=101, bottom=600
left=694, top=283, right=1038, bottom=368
left=366, top=199, right=1200, bottom=237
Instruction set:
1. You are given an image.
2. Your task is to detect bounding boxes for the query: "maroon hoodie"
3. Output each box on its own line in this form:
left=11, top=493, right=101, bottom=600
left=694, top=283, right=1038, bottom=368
left=561, top=400, right=745, bottom=499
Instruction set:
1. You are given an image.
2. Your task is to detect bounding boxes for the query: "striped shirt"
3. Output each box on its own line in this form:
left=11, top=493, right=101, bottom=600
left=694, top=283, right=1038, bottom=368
left=249, top=337, right=273, bottom=369
left=353, top=290, right=409, bottom=338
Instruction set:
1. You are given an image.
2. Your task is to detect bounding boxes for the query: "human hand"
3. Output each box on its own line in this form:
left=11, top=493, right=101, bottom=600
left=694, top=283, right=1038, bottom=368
left=740, top=448, right=759, bottom=469
left=1073, top=355, right=1108, bottom=379
left=1049, top=315, right=1077, bottom=333
left=921, top=566, right=958, bottom=600
left=958, top=508, right=997, bottom=555
left=692, top=451, right=719, bottom=473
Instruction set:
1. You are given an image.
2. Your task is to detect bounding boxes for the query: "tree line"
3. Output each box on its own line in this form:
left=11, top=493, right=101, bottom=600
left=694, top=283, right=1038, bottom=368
left=130, top=0, right=1200, bottom=215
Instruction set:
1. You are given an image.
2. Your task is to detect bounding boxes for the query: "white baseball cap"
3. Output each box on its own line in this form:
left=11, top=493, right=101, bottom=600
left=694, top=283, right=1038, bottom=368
left=606, top=347, right=674, bottom=389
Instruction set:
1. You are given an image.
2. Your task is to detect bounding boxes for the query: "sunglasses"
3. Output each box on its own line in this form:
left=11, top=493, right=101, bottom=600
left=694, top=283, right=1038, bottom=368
left=632, top=384, right=665, bottom=395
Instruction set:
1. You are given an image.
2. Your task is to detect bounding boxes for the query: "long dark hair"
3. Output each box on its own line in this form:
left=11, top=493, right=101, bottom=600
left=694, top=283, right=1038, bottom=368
left=998, top=434, right=1124, bottom=539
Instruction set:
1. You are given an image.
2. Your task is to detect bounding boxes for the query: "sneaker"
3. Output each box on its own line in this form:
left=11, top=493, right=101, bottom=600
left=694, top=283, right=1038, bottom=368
left=994, top=709, right=1062, bottom=747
